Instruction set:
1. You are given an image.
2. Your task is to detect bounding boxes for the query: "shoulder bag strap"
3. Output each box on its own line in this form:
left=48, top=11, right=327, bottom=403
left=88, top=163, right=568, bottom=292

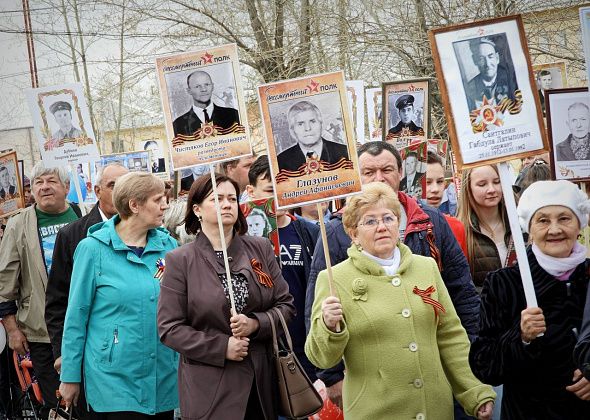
left=264, top=311, right=280, bottom=356
left=271, top=307, right=294, bottom=352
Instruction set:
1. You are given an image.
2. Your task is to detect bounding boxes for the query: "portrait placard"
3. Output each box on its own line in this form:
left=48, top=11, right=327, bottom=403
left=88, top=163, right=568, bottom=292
left=429, top=15, right=548, bottom=169
left=258, top=71, right=362, bottom=209
left=155, top=43, right=252, bottom=170
left=240, top=197, right=279, bottom=256
left=532, top=62, right=567, bottom=116
left=134, top=138, right=171, bottom=181
left=383, top=78, right=430, bottom=144
left=98, top=151, right=152, bottom=173
left=580, top=7, right=590, bottom=90
left=345, top=80, right=365, bottom=144
left=366, top=87, right=383, bottom=141
left=399, top=141, right=427, bottom=200
left=25, top=83, right=99, bottom=168
left=0, top=151, right=24, bottom=217
left=546, top=87, right=590, bottom=182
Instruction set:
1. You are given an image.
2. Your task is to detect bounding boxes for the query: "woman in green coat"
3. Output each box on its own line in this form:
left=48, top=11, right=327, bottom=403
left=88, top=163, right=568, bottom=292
left=305, top=182, right=495, bottom=419
left=59, top=172, right=178, bottom=419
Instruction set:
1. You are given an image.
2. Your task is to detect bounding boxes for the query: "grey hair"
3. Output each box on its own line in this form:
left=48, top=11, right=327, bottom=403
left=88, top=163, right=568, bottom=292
left=163, top=199, right=195, bottom=245
left=95, top=162, right=126, bottom=186
left=30, top=161, right=70, bottom=187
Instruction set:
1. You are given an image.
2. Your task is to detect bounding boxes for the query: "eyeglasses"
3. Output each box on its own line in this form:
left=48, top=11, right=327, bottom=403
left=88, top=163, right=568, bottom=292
left=358, top=215, right=398, bottom=229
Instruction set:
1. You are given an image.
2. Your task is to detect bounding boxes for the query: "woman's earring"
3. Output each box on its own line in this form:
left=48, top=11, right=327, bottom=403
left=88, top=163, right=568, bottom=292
left=197, top=214, right=202, bottom=222
left=355, top=241, right=363, bottom=251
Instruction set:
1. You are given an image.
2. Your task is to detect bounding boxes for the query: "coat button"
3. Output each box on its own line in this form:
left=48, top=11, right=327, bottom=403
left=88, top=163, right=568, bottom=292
left=391, top=277, right=401, bottom=287
left=416, top=413, right=425, bottom=420
left=401, top=308, right=411, bottom=318
left=149, top=296, right=155, bottom=301
left=413, top=378, right=423, bottom=388
left=409, top=342, right=418, bottom=352
left=150, top=353, right=155, bottom=359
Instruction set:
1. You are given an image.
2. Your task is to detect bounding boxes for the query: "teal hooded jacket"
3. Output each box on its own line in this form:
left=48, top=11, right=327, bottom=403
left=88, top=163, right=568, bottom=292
left=60, top=216, right=179, bottom=414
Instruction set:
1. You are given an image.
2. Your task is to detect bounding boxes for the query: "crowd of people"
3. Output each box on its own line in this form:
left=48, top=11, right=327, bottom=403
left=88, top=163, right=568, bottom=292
left=0, top=143, right=589, bottom=420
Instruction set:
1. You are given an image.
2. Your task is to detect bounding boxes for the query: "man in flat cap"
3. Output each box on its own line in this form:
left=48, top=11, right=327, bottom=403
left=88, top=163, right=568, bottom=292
left=387, top=94, right=424, bottom=139
left=50, top=101, right=82, bottom=142
left=173, top=70, right=240, bottom=138
left=464, top=36, right=517, bottom=113
left=277, top=100, right=349, bottom=172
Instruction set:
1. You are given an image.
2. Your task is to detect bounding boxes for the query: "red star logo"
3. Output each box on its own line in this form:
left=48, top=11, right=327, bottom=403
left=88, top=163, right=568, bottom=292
left=201, top=52, right=213, bottom=64
left=477, top=28, right=485, bottom=36
left=307, top=79, right=319, bottom=93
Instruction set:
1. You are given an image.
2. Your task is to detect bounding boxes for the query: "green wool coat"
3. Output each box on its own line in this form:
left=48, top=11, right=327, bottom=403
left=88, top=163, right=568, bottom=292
left=305, top=243, right=495, bottom=419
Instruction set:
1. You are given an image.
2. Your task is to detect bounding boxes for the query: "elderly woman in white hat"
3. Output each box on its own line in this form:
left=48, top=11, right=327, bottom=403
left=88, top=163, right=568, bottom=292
left=470, top=180, right=590, bottom=419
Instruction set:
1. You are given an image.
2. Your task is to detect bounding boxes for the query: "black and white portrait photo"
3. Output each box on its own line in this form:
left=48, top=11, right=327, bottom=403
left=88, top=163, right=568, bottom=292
left=430, top=16, right=547, bottom=168
left=453, top=34, right=519, bottom=114
left=546, top=87, right=590, bottom=181
left=271, top=96, right=350, bottom=173
left=49, top=100, right=82, bottom=141
left=383, top=78, right=430, bottom=143
left=532, top=62, right=567, bottom=116
left=0, top=151, right=24, bottom=217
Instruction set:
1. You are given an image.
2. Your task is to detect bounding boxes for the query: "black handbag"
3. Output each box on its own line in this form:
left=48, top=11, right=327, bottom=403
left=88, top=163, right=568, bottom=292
left=265, top=307, right=323, bottom=419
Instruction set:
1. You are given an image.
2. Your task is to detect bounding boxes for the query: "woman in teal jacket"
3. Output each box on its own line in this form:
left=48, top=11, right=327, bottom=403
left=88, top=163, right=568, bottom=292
left=59, top=172, right=178, bottom=419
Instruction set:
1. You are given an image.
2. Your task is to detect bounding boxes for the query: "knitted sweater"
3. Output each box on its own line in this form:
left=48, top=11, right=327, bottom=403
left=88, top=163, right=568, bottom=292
left=305, top=243, right=495, bottom=419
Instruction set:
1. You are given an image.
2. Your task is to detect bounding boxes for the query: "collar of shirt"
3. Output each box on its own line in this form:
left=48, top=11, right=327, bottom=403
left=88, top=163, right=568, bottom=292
left=299, top=142, right=323, bottom=160
left=192, top=103, right=214, bottom=123
left=98, top=206, right=109, bottom=221
left=481, top=74, right=497, bottom=87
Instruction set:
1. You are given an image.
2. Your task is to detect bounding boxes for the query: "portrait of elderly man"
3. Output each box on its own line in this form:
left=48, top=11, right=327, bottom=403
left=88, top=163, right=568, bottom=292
left=555, top=102, right=590, bottom=161
left=0, top=166, right=16, bottom=200
left=172, top=69, right=240, bottom=137
left=464, top=36, right=518, bottom=112
left=49, top=101, right=82, bottom=141
left=276, top=100, right=349, bottom=172
left=387, top=94, right=425, bottom=138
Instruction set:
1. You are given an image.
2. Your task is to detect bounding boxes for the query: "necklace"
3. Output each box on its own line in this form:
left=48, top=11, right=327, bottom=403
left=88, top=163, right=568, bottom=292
left=483, top=219, right=503, bottom=241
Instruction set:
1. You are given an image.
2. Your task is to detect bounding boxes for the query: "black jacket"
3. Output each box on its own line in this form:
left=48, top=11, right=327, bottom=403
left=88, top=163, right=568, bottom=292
left=45, top=204, right=102, bottom=359
left=470, top=247, right=590, bottom=419
left=172, top=105, right=240, bottom=137
left=277, top=139, right=349, bottom=172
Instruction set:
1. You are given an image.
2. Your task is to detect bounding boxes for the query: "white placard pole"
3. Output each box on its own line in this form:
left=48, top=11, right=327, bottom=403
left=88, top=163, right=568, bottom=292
left=210, top=166, right=237, bottom=315
left=316, top=202, right=340, bottom=332
left=70, top=165, right=87, bottom=216
left=497, top=162, right=537, bottom=307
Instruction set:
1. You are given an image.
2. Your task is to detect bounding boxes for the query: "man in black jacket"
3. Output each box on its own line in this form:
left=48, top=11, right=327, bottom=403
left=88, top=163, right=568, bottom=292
left=45, top=163, right=128, bottom=418
left=246, top=156, right=320, bottom=381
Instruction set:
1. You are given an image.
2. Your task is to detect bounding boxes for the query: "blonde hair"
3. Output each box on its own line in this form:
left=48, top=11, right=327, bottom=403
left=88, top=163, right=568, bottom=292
left=343, top=182, right=401, bottom=236
left=456, top=165, right=508, bottom=271
left=113, top=172, right=165, bottom=219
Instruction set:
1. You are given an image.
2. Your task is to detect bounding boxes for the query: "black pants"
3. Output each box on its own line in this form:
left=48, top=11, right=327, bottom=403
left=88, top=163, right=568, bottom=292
left=94, top=409, right=174, bottom=420
left=29, top=342, right=60, bottom=420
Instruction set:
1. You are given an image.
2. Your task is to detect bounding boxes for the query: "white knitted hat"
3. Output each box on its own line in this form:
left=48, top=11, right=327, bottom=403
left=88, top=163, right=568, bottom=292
left=517, top=180, right=590, bottom=233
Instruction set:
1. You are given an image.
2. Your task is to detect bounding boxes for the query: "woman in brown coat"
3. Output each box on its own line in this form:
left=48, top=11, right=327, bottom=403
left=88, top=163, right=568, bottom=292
left=157, top=173, right=295, bottom=420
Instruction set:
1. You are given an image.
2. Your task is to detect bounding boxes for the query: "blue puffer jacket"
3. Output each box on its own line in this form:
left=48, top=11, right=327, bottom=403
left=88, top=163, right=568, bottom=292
left=305, top=192, right=480, bottom=386
left=60, top=216, right=179, bottom=414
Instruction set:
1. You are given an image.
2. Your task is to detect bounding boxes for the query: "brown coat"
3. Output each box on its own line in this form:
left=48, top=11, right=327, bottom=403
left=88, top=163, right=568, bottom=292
left=157, top=232, right=295, bottom=420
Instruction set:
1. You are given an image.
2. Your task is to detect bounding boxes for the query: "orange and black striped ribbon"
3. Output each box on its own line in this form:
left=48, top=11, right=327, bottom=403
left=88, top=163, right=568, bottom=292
left=412, top=285, right=446, bottom=319
left=251, top=258, right=273, bottom=288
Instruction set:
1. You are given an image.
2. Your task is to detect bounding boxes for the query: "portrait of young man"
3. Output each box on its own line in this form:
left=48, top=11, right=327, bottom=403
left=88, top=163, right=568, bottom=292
left=0, top=166, right=16, bottom=200
left=49, top=101, right=82, bottom=141
left=276, top=100, right=349, bottom=172
left=399, top=151, right=425, bottom=198
left=387, top=94, right=424, bottom=138
left=172, top=69, right=240, bottom=137
left=463, top=36, right=518, bottom=112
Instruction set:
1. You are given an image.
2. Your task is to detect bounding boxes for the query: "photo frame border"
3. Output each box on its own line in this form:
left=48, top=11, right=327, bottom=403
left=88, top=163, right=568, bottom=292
left=429, top=14, right=548, bottom=170
left=0, top=150, right=25, bottom=218
left=381, top=77, right=431, bottom=143
left=546, top=86, right=590, bottom=182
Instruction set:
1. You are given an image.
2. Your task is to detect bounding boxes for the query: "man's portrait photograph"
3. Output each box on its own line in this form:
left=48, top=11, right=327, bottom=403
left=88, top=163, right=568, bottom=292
left=383, top=78, right=430, bottom=143
left=546, top=87, right=590, bottom=181
left=137, top=139, right=170, bottom=180
left=258, top=71, right=362, bottom=209
left=429, top=15, right=547, bottom=167
left=272, top=97, right=350, bottom=174
left=26, top=83, right=99, bottom=167
left=156, top=44, right=252, bottom=170
left=400, top=145, right=427, bottom=199
left=532, top=62, right=567, bottom=116
left=0, top=151, right=24, bottom=217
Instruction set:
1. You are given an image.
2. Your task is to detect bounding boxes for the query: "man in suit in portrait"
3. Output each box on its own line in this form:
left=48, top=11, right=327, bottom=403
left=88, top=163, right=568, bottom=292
left=387, top=94, right=424, bottom=138
left=464, top=36, right=517, bottom=113
left=276, top=100, right=349, bottom=172
left=172, top=70, right=240, bottom=137
left=0, top=166, right=16, bottom=199
left=555, top=102, right=590, bottom=161
left=399, top=151, right=424, bottom=198
left=537, top=69, right=552, bottom=116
